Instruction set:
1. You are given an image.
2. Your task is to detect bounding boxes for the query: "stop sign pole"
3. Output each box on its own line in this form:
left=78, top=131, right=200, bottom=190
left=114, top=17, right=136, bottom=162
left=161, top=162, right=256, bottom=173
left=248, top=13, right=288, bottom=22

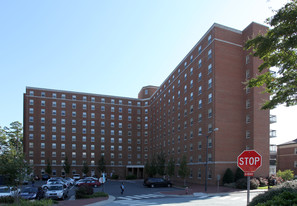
left=237, top=150, right=262, bottom=205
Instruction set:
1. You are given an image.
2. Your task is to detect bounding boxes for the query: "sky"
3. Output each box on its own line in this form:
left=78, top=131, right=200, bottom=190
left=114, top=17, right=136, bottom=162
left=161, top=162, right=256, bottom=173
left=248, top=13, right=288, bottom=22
left=0, top=0, right=295, bottom=145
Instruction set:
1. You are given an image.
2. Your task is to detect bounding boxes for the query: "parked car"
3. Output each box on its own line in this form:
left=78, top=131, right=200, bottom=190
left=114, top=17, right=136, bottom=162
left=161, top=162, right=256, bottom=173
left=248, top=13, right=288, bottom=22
left=64, top=177, right=75, bottom=186
left=76, top=179, right=101, bottom=188
left=42, top=174, right=50, bottom=181
left=143, top=178, right=172, bottom=188
left=83, top=177, right=98, bottom=181
left=20, top=187, right=44, bottom=200
left=45, top=184, right=68, bottom=200
left=0, top=186, right=20, bottom=197
left=42, top=180, right=68, bottom=190
left=73, top=174, right=80, bottom=181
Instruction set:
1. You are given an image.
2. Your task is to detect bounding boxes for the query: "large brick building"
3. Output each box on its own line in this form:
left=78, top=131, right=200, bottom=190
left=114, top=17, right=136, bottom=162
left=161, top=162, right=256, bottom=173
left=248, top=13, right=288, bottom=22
left=23, top=22, right=270, bottom=184
left=277, top=139, right=297, bottom=175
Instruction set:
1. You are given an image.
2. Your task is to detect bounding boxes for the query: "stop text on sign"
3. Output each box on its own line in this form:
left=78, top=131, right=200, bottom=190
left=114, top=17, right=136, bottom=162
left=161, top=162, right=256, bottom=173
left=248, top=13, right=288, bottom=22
left=238, top=157, right=261, bottom=166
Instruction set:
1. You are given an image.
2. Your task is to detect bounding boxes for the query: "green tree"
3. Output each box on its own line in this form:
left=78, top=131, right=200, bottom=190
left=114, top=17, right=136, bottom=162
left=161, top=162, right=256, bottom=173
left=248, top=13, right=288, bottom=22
left=157, top=152, right=166, bottom=176
left=223, top=168, right=235, bottom=184
left=178, top=155, right=189, bottom=186
left=63, top=156, right=71, bottom=177
left=167, top=157, right=175, bottom=178
left=97, top=156, right=106, bottom=175
left=235, top=168, right=244, bottom=182
left=277, top=169, right=294, bottom=181
left=82, top=161, right=89, bottom=176
left=46, top=159, right=52, bottom=175
left=144, top=156, right=157, bottom=177
left=245, top=0, right=297, bottom=109
left=0, top=122, right=31, bottom=205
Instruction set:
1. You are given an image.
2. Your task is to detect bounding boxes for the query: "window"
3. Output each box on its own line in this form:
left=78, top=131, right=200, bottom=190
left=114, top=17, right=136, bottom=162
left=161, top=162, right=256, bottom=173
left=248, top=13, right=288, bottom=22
left=52, top=110, right=56, bottom=115
left=208, top=138, right=212, bottom=148
left=208, top=124, right=213, bottom=133
left=111, top=99, right=115, bottom=104
left=72, top=144, right=76, bottom=150
left=208, top=108, right=212, bottom=118
left=72, top=128, right=76, bottom=133
left=61, top=144, right=65, bottom=149
left=246, top=100, right=250, bottom=108
left=61, top=94, right=66, bottom=99
left=208, top=78, right=212, bottom=88
left=101, top=114, right=105, bottom=119
left=83, top=96, right=87, bottom=101
left=41, top=92, right=45, bottom=97
left=29, top=99, right=34, bottom=105
left=52, top=143, right=56, bottom=149
left=208, top=93, right=213, bottom=103
left=61, top=102, right=66, bottom=108
left=198, top=59, right=202, bottom=68
left=208, top=49, right=212, bottom=59
left=72, top=103, right=76, bottom=109
left=246, top=130, right=250, bottom=139
left=101, top=98, right=105, bottom=103
left=91, top=113, right=95, bottom=118
left=198, top=45, right=202, bottom=54
left=198, top=127, right=202, bottom=136
left=91, top=97, right=95, bottom=102
left=72, top=95, right=76, bottom=100
left=198, top=86, right=202, bottom=95
left=208, top=64, right=212, bottom=74
left=91, top=105, right=95, bottom=110
left=198, top=100, right=202, bottom=109
left=29, top=108, right=34, bottom=114
left=198, top=141, right=202, bottom=150
left=29, top=91, right=34, bottom=96
left=246, top=55, right=250, bottom=64
left=72, top=111, right=76, bottom=117
left=198, top=72, right=202, bottom=82
left=198, top=113, right=202, bottom=122
left=208, top=35, right=212, bottom=44
left=41, top=143, right=45, bottom=149
left=83, top=112, right=87, bottom=118
left=246, top=70, right=250, bottom=79
left=246, top=115, right=251, bottom=123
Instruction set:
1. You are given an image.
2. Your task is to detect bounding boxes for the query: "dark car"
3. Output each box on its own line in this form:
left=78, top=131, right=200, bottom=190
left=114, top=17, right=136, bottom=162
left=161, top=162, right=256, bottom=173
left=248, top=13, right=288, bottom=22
left=20, top=187, right=44, bottom=200
left=42, top=174, right=50, bottom=181
left=76, top=179, right=101, bottom=188
left=143, top=178, right=172, bottom=188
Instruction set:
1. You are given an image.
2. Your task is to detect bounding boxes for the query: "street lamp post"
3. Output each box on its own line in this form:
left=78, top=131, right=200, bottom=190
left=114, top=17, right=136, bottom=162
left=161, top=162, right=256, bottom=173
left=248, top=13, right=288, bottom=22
left=205, top=128, right=219, bottom=192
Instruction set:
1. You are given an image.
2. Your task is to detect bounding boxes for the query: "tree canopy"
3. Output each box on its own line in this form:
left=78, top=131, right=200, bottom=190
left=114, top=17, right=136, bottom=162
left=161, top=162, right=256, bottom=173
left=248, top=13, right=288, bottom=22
left=0, top=121, right=31, bottom=186
left=245, top=0, right=297, bottom=109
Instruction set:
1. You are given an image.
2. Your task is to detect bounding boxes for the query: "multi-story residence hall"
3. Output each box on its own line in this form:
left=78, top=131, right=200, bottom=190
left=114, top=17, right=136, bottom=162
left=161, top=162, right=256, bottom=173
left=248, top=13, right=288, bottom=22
left=24, top=22, right=270, bottom=185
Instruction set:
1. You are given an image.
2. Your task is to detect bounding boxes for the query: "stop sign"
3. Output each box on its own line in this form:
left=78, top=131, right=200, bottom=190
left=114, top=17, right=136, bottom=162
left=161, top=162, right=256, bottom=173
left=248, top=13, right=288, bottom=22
left=237, top=150, right=262, bottom=173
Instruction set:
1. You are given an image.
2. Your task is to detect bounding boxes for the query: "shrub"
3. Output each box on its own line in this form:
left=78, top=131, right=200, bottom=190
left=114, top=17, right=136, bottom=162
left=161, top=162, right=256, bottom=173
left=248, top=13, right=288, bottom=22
left=76, top=184, right=94, bottom=199
left=126, top=174, right=137, bottom=180
left=9, top=199, right=55, bottom=206
left=248, top=187, right=297, bottom=206
left=111, top=174, right=119, bottom=179
left=235, top=168, right=244, bottom=182
left=236, top=177, right=259, bottom=189
left=258, top=177, right=268, bottom=187
left=268, top=174, right=283, bottom=186
left=277, top=169, right=294, bottom=181
left=0, top=196, right=14, bottom=204
left=276, top=179, right=297, bottom=189
left=223, top=168, right=234, bottom=184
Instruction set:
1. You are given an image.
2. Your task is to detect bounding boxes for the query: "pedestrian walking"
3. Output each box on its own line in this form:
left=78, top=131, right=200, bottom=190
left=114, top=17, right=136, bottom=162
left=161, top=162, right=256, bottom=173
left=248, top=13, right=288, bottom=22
left=120, top=182, right=125, bottom=195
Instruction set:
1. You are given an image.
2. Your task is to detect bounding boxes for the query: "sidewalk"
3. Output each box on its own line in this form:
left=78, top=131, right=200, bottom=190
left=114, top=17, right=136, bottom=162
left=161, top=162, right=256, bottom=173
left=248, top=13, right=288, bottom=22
left=58, top=196, right=114, bottom=206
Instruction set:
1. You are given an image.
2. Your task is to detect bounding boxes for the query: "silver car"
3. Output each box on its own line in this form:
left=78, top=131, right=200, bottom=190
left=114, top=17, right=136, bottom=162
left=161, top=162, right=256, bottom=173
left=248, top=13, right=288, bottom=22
left=45, top=184, right=68, bottom=200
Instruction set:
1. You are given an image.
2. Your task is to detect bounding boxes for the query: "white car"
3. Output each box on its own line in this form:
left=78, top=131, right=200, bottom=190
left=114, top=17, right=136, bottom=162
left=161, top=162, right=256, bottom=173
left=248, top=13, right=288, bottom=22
left=73, top=174, right=80, bottom=181
left=45, top=184, right=68, bottom=200
left=64, top=177, right=75, bottom=186
left=0, top=186, right=20, bottom=197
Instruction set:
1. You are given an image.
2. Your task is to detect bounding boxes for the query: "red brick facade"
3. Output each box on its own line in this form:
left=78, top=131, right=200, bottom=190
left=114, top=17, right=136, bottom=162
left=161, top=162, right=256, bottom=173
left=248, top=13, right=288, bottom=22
left=23, top=22, right=270, bottom=184
left=277, top=140, right=297, bottom=175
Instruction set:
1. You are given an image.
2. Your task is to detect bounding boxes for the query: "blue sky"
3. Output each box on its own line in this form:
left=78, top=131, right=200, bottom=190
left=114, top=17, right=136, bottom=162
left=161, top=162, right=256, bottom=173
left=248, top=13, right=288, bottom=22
left=0, top=0, right=294, bottom=144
